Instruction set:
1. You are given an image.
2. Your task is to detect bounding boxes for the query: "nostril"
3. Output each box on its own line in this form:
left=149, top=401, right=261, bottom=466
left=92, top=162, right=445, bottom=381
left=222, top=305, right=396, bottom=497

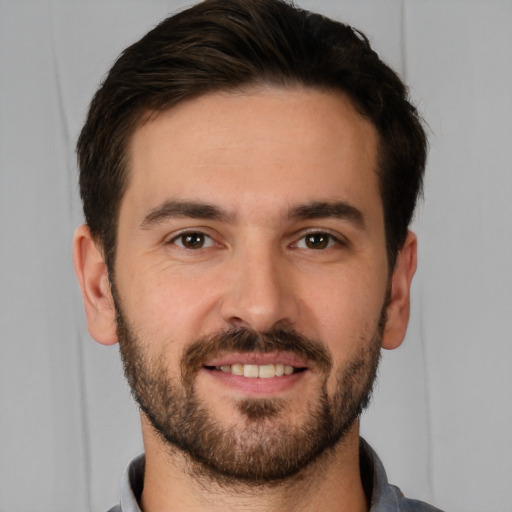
left=227, top=316, right=250, bottom=329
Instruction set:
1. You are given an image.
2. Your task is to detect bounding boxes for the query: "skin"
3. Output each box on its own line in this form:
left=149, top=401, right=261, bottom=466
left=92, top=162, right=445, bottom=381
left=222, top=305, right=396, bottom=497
left=73, top=87, right=417, bottom=512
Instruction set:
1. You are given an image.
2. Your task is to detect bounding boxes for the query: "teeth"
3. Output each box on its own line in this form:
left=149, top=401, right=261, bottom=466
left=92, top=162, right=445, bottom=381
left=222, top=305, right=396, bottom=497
left=258, top=364, right=275, bottom=378
left=214, top=363, right=296, bottom=378
left=243, top=364, right=259, bottom=378
left=231, top=363, right=244, bottom=376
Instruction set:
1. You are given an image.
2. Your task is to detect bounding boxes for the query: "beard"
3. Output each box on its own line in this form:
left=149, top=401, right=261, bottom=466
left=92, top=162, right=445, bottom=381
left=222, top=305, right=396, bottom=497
left=114, top=294, right=384, bottom=486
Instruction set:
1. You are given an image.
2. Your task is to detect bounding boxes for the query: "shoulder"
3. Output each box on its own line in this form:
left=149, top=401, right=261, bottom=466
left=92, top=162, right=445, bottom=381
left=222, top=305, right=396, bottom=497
left=389, top=485, right=445, bottom=511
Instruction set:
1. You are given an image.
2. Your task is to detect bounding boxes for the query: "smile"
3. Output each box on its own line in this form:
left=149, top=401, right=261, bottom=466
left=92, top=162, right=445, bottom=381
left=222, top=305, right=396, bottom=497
left=200, top=354, right=311, bottom=395
left=206, top=363, right=305, bottom=378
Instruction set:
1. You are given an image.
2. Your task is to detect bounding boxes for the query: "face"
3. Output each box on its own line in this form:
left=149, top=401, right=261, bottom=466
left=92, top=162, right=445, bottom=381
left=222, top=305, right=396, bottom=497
left=104, top=87, right=400, bottom=482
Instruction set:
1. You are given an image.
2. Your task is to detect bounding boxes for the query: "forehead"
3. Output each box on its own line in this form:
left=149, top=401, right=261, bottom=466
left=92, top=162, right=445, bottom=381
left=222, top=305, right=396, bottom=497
left=123, top=87, right=381, bottom=226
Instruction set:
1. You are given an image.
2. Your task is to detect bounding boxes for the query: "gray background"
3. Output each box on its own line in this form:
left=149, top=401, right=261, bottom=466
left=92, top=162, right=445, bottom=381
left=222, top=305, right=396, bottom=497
left=1, top=1, right=511, bottom=511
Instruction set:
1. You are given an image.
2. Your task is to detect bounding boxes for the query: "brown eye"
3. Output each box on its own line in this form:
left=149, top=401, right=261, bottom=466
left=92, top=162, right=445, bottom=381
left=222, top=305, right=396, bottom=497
left=304, top=233, right=331, bottom=249
left=173, top=232, right=213, bottom=249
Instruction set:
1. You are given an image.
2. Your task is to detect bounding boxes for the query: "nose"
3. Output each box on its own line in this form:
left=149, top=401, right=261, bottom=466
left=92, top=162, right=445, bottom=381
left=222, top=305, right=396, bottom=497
left=219, top=241, right=300, bottom=332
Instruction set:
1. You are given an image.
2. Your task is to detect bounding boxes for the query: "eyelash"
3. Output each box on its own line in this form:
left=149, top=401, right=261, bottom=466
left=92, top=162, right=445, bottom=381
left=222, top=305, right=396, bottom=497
left=293, top=231, right=344, bottom=250
left=169, top=231, right=215, bottom=250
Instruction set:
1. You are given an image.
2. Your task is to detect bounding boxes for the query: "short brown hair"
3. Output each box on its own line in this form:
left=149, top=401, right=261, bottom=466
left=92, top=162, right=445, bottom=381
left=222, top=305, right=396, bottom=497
left=77, top=0, right=427, bottom=270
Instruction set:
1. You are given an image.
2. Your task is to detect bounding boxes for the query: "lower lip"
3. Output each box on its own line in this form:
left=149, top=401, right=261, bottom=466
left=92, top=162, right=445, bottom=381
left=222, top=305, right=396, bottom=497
left=200, top=368, right=308, bottom=396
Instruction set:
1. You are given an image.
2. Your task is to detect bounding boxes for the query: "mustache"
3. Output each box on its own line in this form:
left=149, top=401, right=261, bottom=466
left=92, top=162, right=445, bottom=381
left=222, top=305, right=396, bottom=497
left=181, top=326, right=333, bottom=376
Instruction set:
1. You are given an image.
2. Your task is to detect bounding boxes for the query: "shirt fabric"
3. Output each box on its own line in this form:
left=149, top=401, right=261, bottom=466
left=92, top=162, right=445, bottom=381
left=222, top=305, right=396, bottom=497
left=107, top=438, right=444, bottom=511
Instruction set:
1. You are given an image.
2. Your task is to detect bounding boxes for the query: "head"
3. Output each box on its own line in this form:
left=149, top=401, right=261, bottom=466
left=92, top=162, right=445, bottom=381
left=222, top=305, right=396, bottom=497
left=77, top=0, right=426, bottom=274
left=74, top=0, right=425, bottom=486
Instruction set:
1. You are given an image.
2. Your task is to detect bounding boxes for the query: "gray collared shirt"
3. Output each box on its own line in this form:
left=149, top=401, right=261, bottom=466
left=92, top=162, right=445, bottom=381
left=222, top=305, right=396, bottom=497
left=107, top=439, right=444, bottom=511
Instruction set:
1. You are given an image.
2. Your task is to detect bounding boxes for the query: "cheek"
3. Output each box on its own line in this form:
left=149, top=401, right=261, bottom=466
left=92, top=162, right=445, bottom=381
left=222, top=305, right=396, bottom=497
left=115, top=261, right=222, bottom=348
left=301, top=266, right=386, bottom=332
left=298, top=267, right=386, bottom=379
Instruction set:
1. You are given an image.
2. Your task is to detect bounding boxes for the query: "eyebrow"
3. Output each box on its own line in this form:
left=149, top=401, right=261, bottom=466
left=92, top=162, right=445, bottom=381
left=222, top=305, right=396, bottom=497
left=140, top=199, right=365, bottom=230
left=288, top=201, right=365, bottom=228
left=140, top=200, right=234, bottom=229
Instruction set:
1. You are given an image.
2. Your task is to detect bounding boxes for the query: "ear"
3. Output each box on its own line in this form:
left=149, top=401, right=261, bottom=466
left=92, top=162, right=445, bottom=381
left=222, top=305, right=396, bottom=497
left=73, top=224, right=118, bottom=345
left=381, top=231, right=417, bottom=350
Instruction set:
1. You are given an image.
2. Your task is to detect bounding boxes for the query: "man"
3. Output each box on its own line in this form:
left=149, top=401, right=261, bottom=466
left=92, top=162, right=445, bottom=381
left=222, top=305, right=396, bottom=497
left=73, top=0, right=441, bottom=510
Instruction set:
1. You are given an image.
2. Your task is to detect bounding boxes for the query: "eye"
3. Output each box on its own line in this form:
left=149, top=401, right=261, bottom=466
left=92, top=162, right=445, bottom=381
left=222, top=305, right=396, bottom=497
left=171, top=232, right=214, bottom=249
left=296, top=232, right=339, bottom=250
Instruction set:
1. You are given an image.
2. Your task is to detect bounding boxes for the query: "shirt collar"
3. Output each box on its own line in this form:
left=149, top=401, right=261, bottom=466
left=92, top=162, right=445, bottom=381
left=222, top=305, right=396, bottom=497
left=359, top=438, right=401, bottom=510
left=120, top=454, right=144, bottom=512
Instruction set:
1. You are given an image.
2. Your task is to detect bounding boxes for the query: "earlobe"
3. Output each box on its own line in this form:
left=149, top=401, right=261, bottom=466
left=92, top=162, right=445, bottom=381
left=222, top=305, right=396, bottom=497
left=381, top=231, right=417, bottom=350
left=73, top=224, right=118, bottom=346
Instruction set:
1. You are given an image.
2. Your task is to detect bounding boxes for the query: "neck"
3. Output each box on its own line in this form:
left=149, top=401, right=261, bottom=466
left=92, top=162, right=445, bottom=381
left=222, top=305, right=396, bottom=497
left=139, top=417, right=368, bottom=512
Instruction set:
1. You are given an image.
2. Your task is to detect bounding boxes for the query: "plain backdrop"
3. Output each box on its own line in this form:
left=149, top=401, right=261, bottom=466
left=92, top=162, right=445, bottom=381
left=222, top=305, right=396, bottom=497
left=1, top=1, right=511, bottom=511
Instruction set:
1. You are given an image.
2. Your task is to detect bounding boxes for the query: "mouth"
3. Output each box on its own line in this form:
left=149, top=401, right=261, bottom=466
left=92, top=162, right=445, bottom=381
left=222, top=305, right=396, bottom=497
left=204, top=363, right=307, bottom=378
left=199, top=352, right=311, bottom=396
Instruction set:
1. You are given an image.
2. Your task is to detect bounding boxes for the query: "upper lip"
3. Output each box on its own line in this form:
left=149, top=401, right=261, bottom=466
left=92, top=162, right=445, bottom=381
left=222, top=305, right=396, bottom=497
left=203, top=351, right=309, bottom=368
